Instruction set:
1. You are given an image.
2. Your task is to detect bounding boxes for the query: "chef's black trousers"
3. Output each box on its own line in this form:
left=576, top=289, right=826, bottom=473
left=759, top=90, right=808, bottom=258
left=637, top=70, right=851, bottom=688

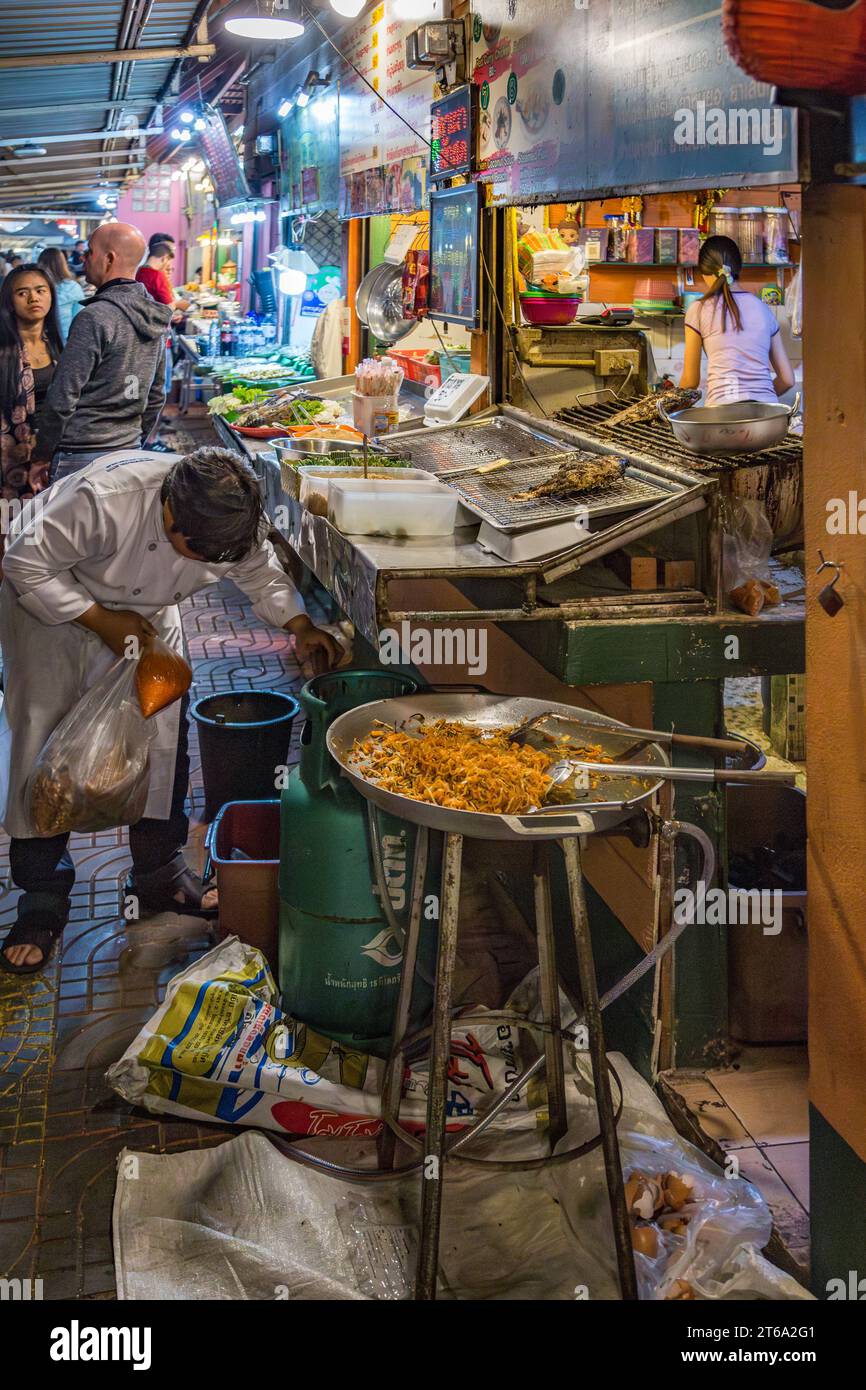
left=9, top=699, right=191, bottom=931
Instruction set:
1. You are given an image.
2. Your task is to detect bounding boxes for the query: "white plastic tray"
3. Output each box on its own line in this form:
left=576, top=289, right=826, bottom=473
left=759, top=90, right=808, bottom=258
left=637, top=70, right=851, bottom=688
left=327, top=476, right=459, bottom=537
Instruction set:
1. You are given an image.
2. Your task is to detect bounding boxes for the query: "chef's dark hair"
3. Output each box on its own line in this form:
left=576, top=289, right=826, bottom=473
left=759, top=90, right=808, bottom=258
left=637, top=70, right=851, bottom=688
left=698, top=236, right=743, bottom=332
left=162, top=448, right=265, bottom=564
left=0, top=263, right=63, bottom=416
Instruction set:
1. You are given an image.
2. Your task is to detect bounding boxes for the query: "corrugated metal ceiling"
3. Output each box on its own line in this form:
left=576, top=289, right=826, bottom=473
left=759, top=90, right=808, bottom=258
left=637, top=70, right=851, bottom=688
left=0, top=0, right=218, bottom=211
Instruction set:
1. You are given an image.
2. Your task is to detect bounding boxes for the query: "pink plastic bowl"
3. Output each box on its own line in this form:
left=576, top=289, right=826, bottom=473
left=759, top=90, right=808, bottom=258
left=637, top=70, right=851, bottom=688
left=519, top=294, right=581, bottom=326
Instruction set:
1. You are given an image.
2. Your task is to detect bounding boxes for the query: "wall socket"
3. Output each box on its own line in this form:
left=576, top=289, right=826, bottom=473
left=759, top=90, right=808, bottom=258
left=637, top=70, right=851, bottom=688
left=594, top=349, right=640, bottom=376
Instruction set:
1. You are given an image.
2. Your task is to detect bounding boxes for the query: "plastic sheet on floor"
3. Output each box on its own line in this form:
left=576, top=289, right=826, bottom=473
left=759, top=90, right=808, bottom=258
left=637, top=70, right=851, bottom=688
left=112, top=1052, right=813, bottom=1301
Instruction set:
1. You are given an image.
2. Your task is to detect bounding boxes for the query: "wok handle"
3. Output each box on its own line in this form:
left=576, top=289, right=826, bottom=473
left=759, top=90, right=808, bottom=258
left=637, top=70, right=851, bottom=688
left=502, top=812, right=595, bottom=837
left=670, top=732, right=749, bottom=755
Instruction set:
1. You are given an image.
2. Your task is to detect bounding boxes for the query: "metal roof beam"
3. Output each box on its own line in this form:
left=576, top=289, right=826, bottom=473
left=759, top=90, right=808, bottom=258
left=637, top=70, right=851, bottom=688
left=0, top=44, right=216, bottom=71
left=1, top=133, right=145, bottom=148
left=0, top=100, right=154, bottom=119
left=0, top=151, right=145, bottom=167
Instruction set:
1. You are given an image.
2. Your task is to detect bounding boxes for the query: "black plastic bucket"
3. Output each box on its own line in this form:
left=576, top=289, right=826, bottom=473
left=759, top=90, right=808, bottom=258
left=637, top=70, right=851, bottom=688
left=191, top=690, right=300, bottom=821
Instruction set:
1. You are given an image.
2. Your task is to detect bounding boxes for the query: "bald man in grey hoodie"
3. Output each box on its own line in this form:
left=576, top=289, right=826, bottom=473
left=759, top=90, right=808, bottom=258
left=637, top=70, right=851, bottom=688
left=38, top=223, right=173, bottom=481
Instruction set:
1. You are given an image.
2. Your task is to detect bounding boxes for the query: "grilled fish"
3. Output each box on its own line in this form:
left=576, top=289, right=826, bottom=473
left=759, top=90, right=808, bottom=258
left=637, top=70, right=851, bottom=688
left=234, top=388, right=319, bottom=427
left=511, top=454, right=625, bottom=501
left=606, top=388, right=700, bottom=428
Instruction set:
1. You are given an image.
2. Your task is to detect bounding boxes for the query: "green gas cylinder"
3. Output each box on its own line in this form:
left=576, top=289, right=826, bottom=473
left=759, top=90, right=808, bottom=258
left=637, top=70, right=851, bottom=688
left=279, top=669, right=440, bottom=1057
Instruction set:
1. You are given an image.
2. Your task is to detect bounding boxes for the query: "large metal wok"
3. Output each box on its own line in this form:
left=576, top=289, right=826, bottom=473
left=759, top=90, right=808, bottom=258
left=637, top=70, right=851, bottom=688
left=658, top=393, right=800, bottom=455
left=327, top=693, right=669, bottom=841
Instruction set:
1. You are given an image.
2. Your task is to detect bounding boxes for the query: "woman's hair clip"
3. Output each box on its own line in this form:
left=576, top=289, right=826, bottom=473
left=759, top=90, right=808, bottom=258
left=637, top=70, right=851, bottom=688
left=718, top=265, right=734, bottom=284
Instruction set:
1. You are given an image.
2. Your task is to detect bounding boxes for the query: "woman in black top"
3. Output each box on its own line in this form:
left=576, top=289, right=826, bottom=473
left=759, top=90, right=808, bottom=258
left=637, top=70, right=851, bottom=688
left=0, top=263, right=63, bottom=503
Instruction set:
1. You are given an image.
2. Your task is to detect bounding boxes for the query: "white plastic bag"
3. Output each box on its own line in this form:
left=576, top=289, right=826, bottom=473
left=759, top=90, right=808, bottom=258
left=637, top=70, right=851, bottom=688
left=27, top=659, right=154, bottom=835
left=722, top=498, right=778, bottom=616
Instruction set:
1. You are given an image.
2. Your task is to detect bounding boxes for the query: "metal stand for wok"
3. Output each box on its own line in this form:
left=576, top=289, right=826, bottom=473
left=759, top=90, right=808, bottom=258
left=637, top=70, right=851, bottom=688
left=378, top=821, right=639, bottom=1303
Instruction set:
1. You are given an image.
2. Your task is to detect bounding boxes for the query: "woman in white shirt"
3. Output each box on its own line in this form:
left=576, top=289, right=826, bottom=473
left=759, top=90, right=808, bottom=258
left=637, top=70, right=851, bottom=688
left=680, top=236, right=794, bottom=406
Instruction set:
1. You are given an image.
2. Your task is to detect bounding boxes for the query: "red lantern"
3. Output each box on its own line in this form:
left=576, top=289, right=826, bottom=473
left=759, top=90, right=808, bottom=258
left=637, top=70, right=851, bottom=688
left=723, top=0, right=866, bottom=96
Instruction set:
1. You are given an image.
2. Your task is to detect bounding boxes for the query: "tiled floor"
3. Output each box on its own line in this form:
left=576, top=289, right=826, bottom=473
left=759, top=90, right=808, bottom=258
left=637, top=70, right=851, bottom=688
left=0, top=428, right=308, bottom=1297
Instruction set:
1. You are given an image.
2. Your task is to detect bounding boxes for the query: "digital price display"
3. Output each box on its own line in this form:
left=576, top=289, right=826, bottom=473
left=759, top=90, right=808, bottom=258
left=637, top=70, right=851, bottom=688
left=430, top=86, right=473, bottom=183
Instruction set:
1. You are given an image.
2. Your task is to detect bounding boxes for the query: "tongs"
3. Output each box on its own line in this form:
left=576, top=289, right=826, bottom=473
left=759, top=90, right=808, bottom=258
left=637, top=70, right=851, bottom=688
left=547, top=759, right=798, bottom=792
left=508, top=709, right=751, bottom=762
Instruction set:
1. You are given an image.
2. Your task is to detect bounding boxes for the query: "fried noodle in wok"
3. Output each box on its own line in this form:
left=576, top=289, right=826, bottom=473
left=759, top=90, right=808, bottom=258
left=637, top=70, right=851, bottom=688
left=350, top=719, right=612, bottom=814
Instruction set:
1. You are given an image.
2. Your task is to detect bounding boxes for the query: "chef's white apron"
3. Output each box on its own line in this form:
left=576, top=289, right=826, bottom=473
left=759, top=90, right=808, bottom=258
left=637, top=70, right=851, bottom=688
left=0, top=581, right=183, bottom=839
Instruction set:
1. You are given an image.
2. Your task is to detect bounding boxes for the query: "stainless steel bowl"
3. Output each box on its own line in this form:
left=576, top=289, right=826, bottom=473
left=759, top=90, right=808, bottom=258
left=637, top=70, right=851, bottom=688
left=271, top=435, right=365, bottom=462
left=658, top=393, right=800, bottom=455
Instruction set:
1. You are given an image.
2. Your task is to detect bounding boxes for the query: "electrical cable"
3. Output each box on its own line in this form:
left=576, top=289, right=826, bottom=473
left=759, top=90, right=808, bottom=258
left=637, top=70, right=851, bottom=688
left=301, top=4, right=435, bottom=154
left=297, top=5, right=558, bottom=419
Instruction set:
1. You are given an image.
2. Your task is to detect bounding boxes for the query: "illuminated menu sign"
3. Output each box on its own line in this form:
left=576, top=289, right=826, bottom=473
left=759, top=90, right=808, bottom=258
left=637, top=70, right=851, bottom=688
left=430, top=86, right=472, bottom=182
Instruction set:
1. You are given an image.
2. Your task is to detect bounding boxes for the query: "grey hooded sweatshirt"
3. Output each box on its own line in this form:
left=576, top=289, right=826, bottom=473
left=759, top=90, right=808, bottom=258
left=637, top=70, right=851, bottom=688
left=37, top=279, right=172, bottom=458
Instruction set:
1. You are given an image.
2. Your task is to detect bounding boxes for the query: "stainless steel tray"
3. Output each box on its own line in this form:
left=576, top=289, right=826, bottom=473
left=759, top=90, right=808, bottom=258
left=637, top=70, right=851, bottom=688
left=393, top=415, right=676, bottom=533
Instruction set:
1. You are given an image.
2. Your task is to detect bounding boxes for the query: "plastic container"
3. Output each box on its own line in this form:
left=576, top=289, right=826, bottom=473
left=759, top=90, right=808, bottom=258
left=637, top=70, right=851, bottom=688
left=386, top=348, right=441, bottom=387
left=208, top=800, right=280, bottom=966
left=327, top=476, right=459, bottom=536
left=764, top=207, right=789, bottom=265
left=439, top=350, right=472, bottom=383
left=709, top=206, right=742, bottom=243
left=626, top=227, right=655, bottom=263
left=299, top=464, right=432, bottom=517
left=655, top=228, right=680, bottom=264
left=519, top=293, right=580, bottom=325
left=727, top=783, right=806, bottom=1043
left=191, top=690, right=300, bottom=821
left=738, top=207, right=765, bottom=264
left=352, top=391, right=399, bottom=436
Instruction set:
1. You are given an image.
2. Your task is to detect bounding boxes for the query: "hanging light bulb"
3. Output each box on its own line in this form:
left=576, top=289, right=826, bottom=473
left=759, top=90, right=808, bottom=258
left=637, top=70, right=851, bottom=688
left=279, top=267, right=307, bottom=296
left=225, top=0, right=304, bottom=40
left=194, top=117, right=206, bottom=131
left=179, top=109, right=195, bottom=124
left=329, top=0, right=366, bottom=16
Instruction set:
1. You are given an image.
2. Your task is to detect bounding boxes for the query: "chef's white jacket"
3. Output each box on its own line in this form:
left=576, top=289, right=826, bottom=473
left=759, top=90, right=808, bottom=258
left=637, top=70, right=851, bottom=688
left=0, top=450, right=306, bottom=836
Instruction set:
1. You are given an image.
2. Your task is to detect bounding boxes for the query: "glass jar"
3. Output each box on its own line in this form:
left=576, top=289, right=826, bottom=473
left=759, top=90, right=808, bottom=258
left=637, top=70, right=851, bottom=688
left=764, top=207, right=789, bottom=265
left=737, top=207, right=765, bottom=264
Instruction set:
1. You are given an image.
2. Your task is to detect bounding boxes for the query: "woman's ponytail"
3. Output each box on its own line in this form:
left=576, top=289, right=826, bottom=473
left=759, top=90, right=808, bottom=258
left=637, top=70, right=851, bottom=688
left=697, top=234, right=743, bottom=332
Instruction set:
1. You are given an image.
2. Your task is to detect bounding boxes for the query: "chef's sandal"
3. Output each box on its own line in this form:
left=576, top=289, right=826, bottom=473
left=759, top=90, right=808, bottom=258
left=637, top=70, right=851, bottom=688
left=0, top=916, right=63, bottom=975
left=127, top=858, right=218, bottom=920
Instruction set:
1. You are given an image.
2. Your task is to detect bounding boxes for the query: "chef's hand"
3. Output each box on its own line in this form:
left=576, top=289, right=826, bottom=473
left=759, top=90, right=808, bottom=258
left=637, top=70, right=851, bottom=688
left=286, top=614, right=341, bottom=675
left=76, top=605, right=157, bottom=659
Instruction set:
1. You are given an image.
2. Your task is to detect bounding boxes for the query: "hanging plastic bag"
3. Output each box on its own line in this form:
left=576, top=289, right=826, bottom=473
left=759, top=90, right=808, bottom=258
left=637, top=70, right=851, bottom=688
left=722, top=498, right=779, bottom=616
left=27, top=659, right=155, bottom=836
left=135, top=636, right=192, bottom=719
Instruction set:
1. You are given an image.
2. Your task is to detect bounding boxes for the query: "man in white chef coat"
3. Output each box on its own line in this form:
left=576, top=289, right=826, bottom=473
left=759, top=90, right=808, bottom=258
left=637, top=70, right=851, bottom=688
left=0, top=447, right=339, bottom=974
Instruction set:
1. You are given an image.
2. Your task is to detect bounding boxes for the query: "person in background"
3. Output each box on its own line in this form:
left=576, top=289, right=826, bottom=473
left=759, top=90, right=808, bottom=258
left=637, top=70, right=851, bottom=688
left=679, top=236, right=795, bottom=406
left=0, top=447, right=340, bottom=973
left=0, top=264, right=63, bottom=504
left=37, top=247, right=85, bottom=343
left=135, top=240, right=179, bottom=310
left=68, top=240, right=87, bottom=277
left=7, top=255, right=22, bottom=271
left=135, top=240, right=189, bottom=414
left=145, top=232, right=190, bottom=320
left=37, top=223, right=172, bottom=480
